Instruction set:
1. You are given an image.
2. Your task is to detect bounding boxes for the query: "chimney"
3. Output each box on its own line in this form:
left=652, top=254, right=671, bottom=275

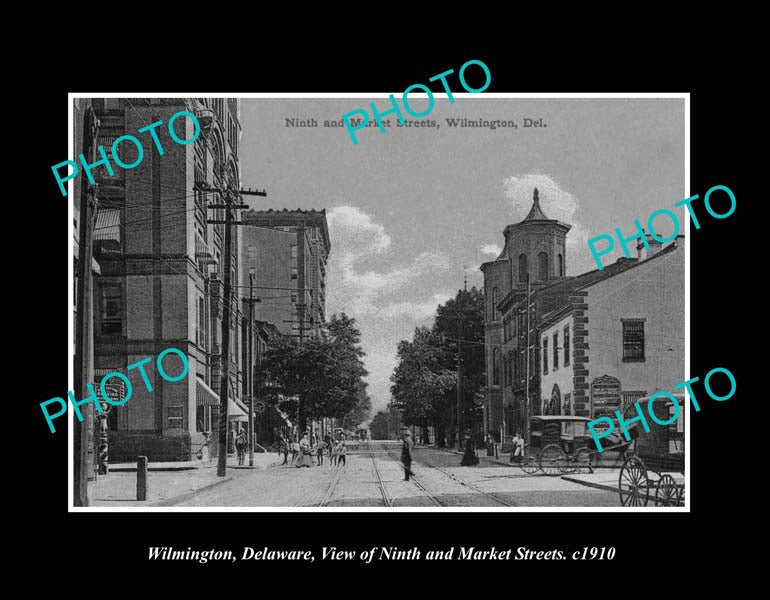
left=637, top=229, right=662, bottom=260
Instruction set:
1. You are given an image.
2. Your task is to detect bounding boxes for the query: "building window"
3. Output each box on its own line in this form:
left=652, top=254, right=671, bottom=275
left=247, top=245, right=257, bottom=271
left=518, top=254, right=528, bottom=283
left=291, top=267, right=298, bottom=280
left=564, top=326, right=570, bottom=366
left=491, top=287, right=499, bottom=321
left=558, top=254, right=564, bottom=277
left=538, top=252, right=549, bottom=281
left=622, top=320, right=646, bottom=361
left=168, top=406, right=184, bottom=430
left=553, top=332, right=559, bottom=370
left=291, top=244, right=297, bottom=261
left=542, top=337, right=548, bottom=374
left=100, top=284, right=122, bottom=335
left=503, top=352, right=508, bottom=385
left=492, top=348, right=501, bottom=386
left=563, top=393, right=572, bottom=416
left=291, top=294, right=297, bottom=304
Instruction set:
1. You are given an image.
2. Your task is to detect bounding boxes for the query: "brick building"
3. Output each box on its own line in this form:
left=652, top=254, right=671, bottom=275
left=89, top=98, right=247, bottom=462
left=240, top=209, right=330, bottom=339
left=482, top=188, right=685, bottom=443
left=480, top=189, right=570, bottom=440
left=538, top=236, right=684, bottom=423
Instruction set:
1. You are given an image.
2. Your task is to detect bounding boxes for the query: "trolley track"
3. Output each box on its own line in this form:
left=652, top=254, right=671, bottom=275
left=366, top=442, right=393, bottom=507
left=318, top=461, right=346, bottom=507
left=367, top=442, right=515, bottom=507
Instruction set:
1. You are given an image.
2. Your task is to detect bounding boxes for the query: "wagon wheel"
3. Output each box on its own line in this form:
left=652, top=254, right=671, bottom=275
left=654, top=474, right=679, bottom=506
left=520, top=454, right=539, bottom=475
left=540, top=444, right=567, bottom=476
left=677, top=483, right=685, bottom=506
left=559, top=457, right=577, bottom=475
left=618, top=455, right=649, bottom=506
left=575, top=447, right=594, bottom=474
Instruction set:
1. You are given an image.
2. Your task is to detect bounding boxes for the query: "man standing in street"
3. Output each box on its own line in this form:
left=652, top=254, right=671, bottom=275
left=401, top=428, right=415, bottom=481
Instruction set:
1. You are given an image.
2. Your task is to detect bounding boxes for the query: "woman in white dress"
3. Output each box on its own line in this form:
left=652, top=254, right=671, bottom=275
left=295, top=433, right=312, bottom=468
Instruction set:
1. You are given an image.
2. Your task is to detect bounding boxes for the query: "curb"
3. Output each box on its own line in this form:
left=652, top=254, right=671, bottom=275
left=151, top=476, right=234, bottom=507
left=229, top=461, right=278, bottom=470
left=109, top=465, right=200, bottom=472
left=560, top=475, right=617, bottom=494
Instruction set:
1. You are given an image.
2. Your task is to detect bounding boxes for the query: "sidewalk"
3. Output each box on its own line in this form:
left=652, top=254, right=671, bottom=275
left=91, top=453, right=279, bottom=507
left=562, top=470, right=684, bottom=494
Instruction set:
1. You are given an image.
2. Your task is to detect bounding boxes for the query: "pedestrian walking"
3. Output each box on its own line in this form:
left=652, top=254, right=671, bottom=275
left=461, top=433, right=479, bottom=466
left=330, top=441, right=338, bottom=466
left=295, top=432, right=312, bottom=468
left=235, top=429, right=247, bottom=465
left=401, top=428, right=414, bottom=481
left=336, top=441, right=347, bottom=467
left=316, top=440, right=326, bottom=466
left=291, top=440, right=299, bottom=464
left=280, top=436, right=289, bottom=465
left=325, top=433, right=333, bottom=462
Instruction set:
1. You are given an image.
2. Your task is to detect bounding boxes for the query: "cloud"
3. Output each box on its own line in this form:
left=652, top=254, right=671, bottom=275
left=479, top=243, right=502, bottom=257
left=327, top=206, right=450, bottom=315
left=502, top=173, right=594, bottom=274
left=326, top=206, right=454, bottom=415
left=380, top=292, right=454, bottom=320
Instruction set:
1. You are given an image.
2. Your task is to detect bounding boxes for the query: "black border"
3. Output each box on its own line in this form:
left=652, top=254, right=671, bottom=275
left=27, top=42, right=744, bottom=581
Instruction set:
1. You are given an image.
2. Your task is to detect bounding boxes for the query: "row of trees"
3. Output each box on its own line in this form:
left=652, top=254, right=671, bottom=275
left=389, top=287, right=485, bottom=447
left=259, top=313, right=371, bottom=432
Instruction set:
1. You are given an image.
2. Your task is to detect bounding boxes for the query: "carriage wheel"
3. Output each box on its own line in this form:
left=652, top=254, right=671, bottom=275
left=559, top=458, right=577, bottom=475
left=618, top=456, right=649, bottom=506
left=575, top=447, right=594, bottom=474
left=540, top=444, right=567, bottom=477
left=654, top=474, right=679, bottom=506
left=677, top=483, right=685, bottom=506
left=520, top=454, right=539, bottom=475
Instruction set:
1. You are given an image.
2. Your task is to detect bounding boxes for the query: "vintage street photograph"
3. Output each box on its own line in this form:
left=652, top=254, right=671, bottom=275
left=70, top=94, right=687, bottom=509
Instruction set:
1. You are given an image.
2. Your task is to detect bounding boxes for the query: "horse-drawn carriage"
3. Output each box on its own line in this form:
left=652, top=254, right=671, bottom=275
left=617, top=394, right=685, bottom=506
left=519, top=416, right=598, bottom=476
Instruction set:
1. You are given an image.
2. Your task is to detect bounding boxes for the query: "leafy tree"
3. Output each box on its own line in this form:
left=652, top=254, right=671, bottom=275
left=369, top=410, right=390, bottom=440
left=390, top=327, right=456, bottom=445
left=433, top=287, right=486, bottom=446
left=260, top=312, right=368, bottom=432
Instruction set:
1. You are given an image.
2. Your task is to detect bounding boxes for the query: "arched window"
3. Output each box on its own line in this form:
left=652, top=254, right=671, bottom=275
left=492, top=348, right=501, bottom=386
left=491, top=287, right=499, bottom=321
left=558, top=253, right=564, bottom=277
left=518, top=254, right=528, bottom=283
left=538, top=252, right=549, bottom=281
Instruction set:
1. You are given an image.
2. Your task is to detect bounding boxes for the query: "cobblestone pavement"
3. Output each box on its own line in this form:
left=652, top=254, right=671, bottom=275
left=172, top=443, right=619, bottom=507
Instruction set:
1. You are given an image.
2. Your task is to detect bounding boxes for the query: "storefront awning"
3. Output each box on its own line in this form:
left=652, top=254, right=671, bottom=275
left=229, top=398, right=248, bottom=421
left=196, top=378, right=220, bottom=407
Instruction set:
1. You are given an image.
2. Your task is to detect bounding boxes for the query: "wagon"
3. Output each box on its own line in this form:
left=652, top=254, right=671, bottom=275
left=519, top=416, right=600, bottom=476
left=617, top=394, right=685, bottom=506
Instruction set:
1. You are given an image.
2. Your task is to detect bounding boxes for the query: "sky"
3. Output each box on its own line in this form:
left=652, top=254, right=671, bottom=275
left=239, top=96, right=685, bottom=418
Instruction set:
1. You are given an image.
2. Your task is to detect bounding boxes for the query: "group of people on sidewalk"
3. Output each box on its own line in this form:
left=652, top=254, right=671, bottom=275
left=278, top=432, right=347, bottom=468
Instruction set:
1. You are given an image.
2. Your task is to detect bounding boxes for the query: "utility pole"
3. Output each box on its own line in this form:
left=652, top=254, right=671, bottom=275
left=209, top=191, right=248, bottom=477
left=247, top=272, right=256, bottom=467
left=74, top=106, right=99, bottom=507
left=208, top=186, right=265, bottom=477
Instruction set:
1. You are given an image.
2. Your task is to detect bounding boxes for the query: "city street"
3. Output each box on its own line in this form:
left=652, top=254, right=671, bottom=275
left=174, top=442, right=618, bottom=507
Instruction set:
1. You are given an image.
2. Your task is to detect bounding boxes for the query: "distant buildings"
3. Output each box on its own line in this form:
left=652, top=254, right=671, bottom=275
left=481, top=189, right=684, bottom=442
left=241, top=209, right=330, bottom=339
